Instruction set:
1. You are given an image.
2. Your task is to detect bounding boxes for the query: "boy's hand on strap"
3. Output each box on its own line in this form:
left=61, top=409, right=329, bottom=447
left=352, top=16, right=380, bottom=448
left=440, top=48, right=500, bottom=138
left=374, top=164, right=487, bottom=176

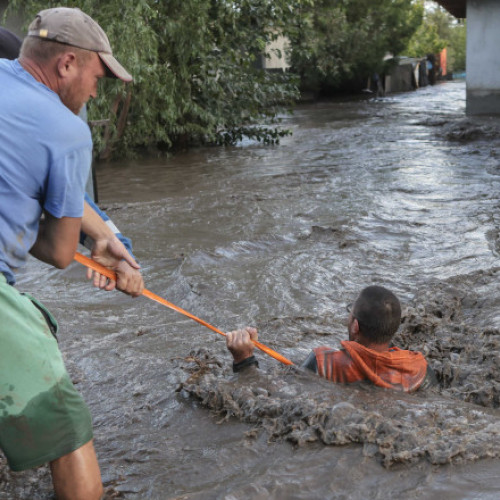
left=89, top=236, right=143, bottom=297
left=86, top=259, right=144, bottom=297
left=81, top=201, right=143, bottom=297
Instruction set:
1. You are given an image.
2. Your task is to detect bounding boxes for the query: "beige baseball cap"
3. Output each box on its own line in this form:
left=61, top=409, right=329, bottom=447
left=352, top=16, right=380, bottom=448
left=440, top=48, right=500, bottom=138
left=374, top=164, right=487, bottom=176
left=27, top=7, right=132, bottom=82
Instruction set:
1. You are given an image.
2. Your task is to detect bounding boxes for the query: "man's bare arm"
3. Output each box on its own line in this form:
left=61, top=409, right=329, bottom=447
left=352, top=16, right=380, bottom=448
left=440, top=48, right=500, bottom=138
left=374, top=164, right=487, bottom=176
left=30, top=212, right=81, bottom=268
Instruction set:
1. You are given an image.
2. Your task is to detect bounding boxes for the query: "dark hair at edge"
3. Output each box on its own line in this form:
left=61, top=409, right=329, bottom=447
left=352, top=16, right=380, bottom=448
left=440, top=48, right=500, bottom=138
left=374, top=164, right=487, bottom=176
left=353, top=285, right=401, bottom=344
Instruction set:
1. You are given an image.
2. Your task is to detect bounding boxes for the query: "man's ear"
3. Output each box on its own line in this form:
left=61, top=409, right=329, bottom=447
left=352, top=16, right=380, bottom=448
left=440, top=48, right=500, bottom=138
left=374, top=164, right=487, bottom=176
left=56, top=52, right=77, bottom=79
left=352, top=318, right=359, bottom=333
left=350, top=318, right=360, bottom=341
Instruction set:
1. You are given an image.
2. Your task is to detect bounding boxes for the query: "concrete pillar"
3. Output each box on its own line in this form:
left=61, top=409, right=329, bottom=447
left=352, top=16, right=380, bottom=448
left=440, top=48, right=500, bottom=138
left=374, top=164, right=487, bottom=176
left=466, top=0, right=500, bottom=115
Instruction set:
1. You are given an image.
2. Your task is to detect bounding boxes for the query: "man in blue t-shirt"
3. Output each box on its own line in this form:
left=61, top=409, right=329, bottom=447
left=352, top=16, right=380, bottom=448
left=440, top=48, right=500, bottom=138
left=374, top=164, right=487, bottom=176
left=0, top=24, right=142, bottom=294
left=0, top=8, right=141, bottom=499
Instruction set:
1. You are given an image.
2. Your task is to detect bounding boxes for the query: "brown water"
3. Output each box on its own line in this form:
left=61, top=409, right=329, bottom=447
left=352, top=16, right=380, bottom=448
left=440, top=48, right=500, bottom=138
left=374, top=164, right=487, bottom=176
left=2, top=80, right=500, bottom=499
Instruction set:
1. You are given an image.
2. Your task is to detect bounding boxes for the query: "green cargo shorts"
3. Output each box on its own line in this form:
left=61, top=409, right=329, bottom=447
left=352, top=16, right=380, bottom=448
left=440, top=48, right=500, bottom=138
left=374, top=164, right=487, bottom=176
left=0, top=275, right=93, bottom=471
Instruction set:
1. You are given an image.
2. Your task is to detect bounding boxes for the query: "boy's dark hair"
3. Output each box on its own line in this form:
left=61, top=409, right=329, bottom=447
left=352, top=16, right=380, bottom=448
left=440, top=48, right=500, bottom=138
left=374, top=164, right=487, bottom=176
left=352, top=285, right=401, bottom=343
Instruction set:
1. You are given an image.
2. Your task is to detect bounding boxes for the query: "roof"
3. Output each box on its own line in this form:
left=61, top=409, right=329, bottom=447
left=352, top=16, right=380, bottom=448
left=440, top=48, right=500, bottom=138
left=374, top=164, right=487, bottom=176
left=433, top=0, right=466, bottom=18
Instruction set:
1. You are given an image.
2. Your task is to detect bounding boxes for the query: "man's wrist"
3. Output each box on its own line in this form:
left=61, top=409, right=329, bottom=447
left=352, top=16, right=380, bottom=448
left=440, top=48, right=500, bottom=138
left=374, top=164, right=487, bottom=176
left=232, top=355, right=259, bottom=373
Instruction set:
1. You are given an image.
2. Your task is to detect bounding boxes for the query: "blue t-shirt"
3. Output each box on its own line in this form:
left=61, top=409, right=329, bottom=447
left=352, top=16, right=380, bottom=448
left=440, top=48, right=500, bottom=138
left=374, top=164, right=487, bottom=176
left=0, top=59, right=91, bottom=284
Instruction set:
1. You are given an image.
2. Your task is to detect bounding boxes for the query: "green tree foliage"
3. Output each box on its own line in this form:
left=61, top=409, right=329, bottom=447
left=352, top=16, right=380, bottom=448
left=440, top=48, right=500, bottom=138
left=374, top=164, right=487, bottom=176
left=6, top=0, right=299, bottom=157
left=5, top=1, right=439, bottom=158
left=406, top=5, right=449, bottom=57
left=288, top=0, right=423, bottom=94
left=447, top=20, right=466, bottom=72
left=406, top=4, right=466, bottom=72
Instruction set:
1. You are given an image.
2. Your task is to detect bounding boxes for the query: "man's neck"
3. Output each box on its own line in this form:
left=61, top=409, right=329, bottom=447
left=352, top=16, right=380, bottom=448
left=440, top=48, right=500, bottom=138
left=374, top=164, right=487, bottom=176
left=18, top=56, right=57, bottom=92
left=357, top=339, right=390, bottom=352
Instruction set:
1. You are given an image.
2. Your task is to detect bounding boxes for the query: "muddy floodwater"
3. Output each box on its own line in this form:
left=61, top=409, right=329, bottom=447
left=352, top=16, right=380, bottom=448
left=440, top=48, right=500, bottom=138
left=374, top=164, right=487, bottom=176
left=2, top=80, right=500, bottom=499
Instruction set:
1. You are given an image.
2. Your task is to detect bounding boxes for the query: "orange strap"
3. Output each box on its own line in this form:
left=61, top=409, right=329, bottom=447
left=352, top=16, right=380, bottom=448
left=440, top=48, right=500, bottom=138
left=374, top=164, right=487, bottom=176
left=74, top=252, right=293, bottom=366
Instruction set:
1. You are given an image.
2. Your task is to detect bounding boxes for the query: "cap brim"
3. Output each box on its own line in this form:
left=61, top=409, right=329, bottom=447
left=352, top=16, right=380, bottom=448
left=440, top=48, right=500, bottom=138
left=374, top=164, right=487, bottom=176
left=99, top=52, right=133, bottom=82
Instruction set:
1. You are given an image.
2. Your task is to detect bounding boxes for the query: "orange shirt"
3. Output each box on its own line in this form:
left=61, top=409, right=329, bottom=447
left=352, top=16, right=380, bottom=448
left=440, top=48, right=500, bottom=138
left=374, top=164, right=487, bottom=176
left=314, top=341, right=428, bottom=393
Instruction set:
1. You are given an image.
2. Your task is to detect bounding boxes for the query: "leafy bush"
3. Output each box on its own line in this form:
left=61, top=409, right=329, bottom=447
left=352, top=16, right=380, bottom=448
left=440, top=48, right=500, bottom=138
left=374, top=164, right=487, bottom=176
left=406, top=5, right=466, bottom=73
left=287, top=0, right=423, bottom=94
left=5, top=0, right=429, bottom=158
left=6, top=0, right=299, bottom=158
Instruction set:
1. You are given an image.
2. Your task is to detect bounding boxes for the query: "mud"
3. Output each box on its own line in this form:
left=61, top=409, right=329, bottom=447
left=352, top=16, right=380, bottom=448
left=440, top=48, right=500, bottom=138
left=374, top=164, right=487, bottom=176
left=400, top=270, right=500, bottom=409
left=179, top=271, right=500, bottom=468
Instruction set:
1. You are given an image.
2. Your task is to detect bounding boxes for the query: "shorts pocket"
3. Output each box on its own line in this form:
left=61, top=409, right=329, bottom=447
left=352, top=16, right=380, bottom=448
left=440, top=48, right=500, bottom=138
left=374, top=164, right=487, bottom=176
left=20, top=293, right=59, bottom=340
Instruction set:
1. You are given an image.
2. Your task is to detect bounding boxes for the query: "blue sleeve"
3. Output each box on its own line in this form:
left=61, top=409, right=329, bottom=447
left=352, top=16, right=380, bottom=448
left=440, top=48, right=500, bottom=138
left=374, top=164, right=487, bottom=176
left=80, top=193, right=136, bottom=260
left=44, top=148, right=90, bottom=218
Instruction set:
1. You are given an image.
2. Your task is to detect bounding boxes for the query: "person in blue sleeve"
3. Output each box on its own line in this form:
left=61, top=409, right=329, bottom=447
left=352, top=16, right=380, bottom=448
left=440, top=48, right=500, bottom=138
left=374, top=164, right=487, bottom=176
left=0, top=26, right=22, bottom=59
left=0, top=24, right=142, bottom=294
left=80, top=192, right=142, bottom=292
left=0, top=8, right=143, bottom=498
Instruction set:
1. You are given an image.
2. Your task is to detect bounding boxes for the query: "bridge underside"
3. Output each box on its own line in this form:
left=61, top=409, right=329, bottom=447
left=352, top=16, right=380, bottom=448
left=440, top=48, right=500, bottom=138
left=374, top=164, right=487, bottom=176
left=434, top=1, right=466, bottom=18
left=433, top=1, right=500, bottom=115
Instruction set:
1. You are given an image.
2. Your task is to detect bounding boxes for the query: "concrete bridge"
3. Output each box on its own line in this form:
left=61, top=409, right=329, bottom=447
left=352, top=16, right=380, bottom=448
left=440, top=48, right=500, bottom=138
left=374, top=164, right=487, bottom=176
left=436, top=0, right=500, bottom=115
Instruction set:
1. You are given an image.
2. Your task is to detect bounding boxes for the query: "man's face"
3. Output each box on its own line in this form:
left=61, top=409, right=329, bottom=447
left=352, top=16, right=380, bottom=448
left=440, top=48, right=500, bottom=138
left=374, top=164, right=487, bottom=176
left=59, top=51, right=105, bottom=114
